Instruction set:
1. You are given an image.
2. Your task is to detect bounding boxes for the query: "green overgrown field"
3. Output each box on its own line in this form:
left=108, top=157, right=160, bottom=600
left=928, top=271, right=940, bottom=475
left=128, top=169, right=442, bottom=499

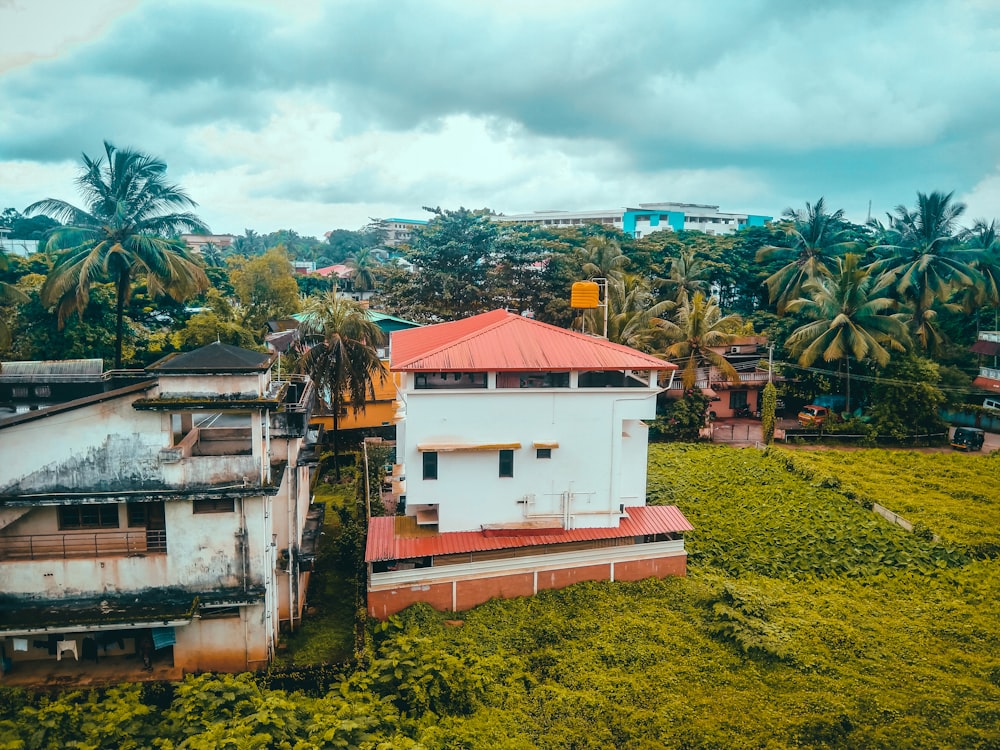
left=2, top=446, right=1000, bottom=749
left=772, top=448, right=1000, bottom=557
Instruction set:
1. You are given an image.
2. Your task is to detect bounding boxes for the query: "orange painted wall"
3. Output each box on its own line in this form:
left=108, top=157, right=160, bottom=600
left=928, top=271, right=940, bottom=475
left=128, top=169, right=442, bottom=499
left=312, top=364, right=399, bottom=431
left=455, top=573, right=534, bottom=611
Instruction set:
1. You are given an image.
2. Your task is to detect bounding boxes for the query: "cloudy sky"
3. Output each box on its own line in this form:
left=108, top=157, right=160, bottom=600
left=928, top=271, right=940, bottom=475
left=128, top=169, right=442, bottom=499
left=2, top=0, right=999, bottom=238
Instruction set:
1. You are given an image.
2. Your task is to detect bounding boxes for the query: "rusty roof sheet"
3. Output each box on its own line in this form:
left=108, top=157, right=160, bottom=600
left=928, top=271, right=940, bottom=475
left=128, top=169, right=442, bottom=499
left=391, top=309, right=676, bottom=372
left=365, top=505, right=692, bottom=562
left=0, top=359, right=104, bottom=378
left=971, top=340, right=1000, bottom=356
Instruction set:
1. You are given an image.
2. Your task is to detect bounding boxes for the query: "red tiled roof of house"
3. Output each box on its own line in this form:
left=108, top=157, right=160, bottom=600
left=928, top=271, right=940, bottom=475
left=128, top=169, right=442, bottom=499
left=365, top=504, right=692, bottom=562
left=390, top=309, right=676, bottom=372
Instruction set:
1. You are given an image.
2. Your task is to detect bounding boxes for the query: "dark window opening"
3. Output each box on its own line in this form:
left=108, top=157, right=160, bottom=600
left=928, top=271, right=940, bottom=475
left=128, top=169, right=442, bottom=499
left=536, top=448, right=552, bottom=459
left=499, top=449, right=514, bottom=478
left=578, top=370, right=648, bottom=388
left=193, top=497, right=235, bottom=514
left=59, top=504, right=119, bottom=530
left=730, top=391, right=748, bottom=409
left=423, top=452, right=438, bottom=480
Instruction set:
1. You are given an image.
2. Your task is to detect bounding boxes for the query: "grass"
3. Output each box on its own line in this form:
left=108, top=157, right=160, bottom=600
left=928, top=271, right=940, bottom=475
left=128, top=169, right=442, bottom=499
left=270, top=480, right=359, bottom=669
left=775, top=447, right=1000, bottom=555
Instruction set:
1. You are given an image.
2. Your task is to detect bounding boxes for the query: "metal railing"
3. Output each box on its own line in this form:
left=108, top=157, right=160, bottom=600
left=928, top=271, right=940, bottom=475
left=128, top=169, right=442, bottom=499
left=0, top=529, right=167, bottom=560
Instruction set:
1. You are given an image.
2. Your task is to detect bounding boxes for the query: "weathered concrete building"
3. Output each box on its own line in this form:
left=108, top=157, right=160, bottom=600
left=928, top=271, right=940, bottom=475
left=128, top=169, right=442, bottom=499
left=0, top=343, right=320, bottom=680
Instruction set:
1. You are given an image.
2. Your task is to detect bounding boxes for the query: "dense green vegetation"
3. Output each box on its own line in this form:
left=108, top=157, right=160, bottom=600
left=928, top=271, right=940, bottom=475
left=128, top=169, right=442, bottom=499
left=777, top=448, right=1000, bottom=557
left=3, top=445, right=999, bottom=748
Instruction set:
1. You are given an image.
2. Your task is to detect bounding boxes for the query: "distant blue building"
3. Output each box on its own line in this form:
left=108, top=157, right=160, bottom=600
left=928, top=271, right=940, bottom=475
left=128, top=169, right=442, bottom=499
left=496, top=202, right=771, bottom=238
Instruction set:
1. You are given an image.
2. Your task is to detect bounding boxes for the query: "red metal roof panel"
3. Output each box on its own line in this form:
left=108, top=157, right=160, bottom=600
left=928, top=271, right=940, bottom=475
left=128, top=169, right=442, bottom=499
left=390, top=309, right=676, bottom=372
left=971, top=340, right=1000, bottom=355
left=972, top=375, right=1000, bottom=392
left=365, top=505, right=692, bottom=562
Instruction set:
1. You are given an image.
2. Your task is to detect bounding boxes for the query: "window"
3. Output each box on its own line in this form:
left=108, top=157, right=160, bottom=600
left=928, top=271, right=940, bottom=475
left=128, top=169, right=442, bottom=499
left=11, top=386, right=27, bottom=398
left=58, top=504, right=119, bottom=530
left=499, top=449, right=514, bottom=478
left=422, top=451, right=438, bottom=480
left=34, top=385, right=51, bottom=397
left=730, top=391, right=748, bottom=409
left=536, top=448, right=552, bottom=459
left=193, top=497, right=235, bottom=514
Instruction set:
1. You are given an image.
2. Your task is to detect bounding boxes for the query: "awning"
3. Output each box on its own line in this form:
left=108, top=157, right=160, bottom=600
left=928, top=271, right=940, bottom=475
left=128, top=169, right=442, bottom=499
left=532, top=441, right=559, bottom=449
left=701, top=387, right=720, bottom=400
left=417, top=442, right=521, bottom=452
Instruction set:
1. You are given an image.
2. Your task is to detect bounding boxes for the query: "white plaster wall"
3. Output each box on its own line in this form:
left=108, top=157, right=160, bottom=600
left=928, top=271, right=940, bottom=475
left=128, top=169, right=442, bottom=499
left=155, top=373, right=266, bottom=398
left=0, top=393, right=165, bottom=493
left=3, top=495, right=273, bottom=597
left=400, top=386, right=658, bottom=532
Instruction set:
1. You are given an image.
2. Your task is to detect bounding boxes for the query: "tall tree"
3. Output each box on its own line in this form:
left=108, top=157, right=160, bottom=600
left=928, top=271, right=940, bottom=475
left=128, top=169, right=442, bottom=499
left=786, top=253, right=911, bottom=411
left=298, top=292, right=387, bottom=479
left=757, top=198, right=855, bottom=314
left=229, top=246, right=301, bottom=333
left=25, top=141, right=209, bottom=367
left=661, top=247, right=711, bottom=305
left=0, top=250, right=29, bottom=349
left=346, top=246, right=379, bottom=293
left=576, top=236, right=629, bottom=284
left=869, top=190, right=978, bottom=353
left=403, top=207, right=497, bottom=321
left=585, top=273, right=673, bottom=352
left=658, top=292, right=743, bottom=389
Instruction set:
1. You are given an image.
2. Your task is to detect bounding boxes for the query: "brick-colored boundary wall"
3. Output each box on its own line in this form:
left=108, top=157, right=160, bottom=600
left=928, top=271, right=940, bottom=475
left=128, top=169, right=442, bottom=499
left=368, top=553, right=686, bottom=619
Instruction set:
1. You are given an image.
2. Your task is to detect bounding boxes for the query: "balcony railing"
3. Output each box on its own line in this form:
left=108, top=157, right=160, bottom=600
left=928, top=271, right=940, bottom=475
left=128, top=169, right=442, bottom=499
left=0, top=529, right=167, bottom=560
left=980, top=366, right=1000, bottom=381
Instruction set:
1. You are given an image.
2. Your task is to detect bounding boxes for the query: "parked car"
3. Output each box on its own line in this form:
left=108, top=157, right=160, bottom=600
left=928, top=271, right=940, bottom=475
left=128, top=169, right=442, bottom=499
left=950, top=426, right=985, bottom=451
left=797, top=404, right=830, bottom=427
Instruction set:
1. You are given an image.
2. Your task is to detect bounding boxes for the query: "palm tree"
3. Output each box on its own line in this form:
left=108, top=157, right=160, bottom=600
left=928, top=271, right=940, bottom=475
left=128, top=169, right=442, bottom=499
left=961, top=219, right=1000, bottom=327
left=657, top=292, right=743, bottom=389
left=577, top=236, right=629, bottom=283
left=346, top=246, right=379, bottom=294
left=0, top=250, right=29, bottom=350
left=661, top=248, right=711, bottom=305
left=786, top=253, right=910, bottom=411
left=298, top=291, right=387, bottom=479
left=869, top=190, right=979, bottom=352
left=587, top=273, right=674, bottom=352
left=26, top=141, right=209, bottom=367
left=757, top=198, right=855, bottom=314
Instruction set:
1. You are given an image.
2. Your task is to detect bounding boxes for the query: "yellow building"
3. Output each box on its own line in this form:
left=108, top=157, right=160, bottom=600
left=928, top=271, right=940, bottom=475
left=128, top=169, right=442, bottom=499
left=299, top=311, right=420, bottom=436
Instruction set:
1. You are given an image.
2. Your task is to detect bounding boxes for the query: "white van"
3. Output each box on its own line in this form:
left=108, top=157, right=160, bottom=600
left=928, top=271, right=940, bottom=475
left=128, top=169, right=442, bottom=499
left=984, top=398, right=1000, bottom=414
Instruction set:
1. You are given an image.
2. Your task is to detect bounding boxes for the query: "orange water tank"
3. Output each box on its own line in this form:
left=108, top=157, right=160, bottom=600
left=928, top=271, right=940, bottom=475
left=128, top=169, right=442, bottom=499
left=571, top=280, right=600, bottom=309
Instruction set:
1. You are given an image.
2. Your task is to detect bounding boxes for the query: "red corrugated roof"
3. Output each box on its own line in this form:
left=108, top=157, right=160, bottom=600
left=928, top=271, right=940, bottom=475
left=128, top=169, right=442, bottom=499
left=972, top=375, right=1000, bottom=392
left=971, top=340, right=1000, bottom=356
left=390, top=309, right=676, bottom=372
left=365, top=505, right=692, bottom=562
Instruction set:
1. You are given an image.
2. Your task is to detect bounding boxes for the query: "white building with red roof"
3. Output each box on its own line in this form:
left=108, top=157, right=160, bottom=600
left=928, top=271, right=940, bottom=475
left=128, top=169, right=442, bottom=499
left=366, top=309, right=692, bottom=619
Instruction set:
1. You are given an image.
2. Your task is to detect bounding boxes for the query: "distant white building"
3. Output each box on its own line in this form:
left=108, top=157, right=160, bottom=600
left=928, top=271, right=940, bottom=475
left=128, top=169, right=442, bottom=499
left=0, top=228, right=38, bottom=257
left=366, top=310, right=692, bottom=619
left=496, top=202, right=771, bottom=237
left=378, top=218, right=427, bottom=247
left=180, top=234, right=236, bottom=254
